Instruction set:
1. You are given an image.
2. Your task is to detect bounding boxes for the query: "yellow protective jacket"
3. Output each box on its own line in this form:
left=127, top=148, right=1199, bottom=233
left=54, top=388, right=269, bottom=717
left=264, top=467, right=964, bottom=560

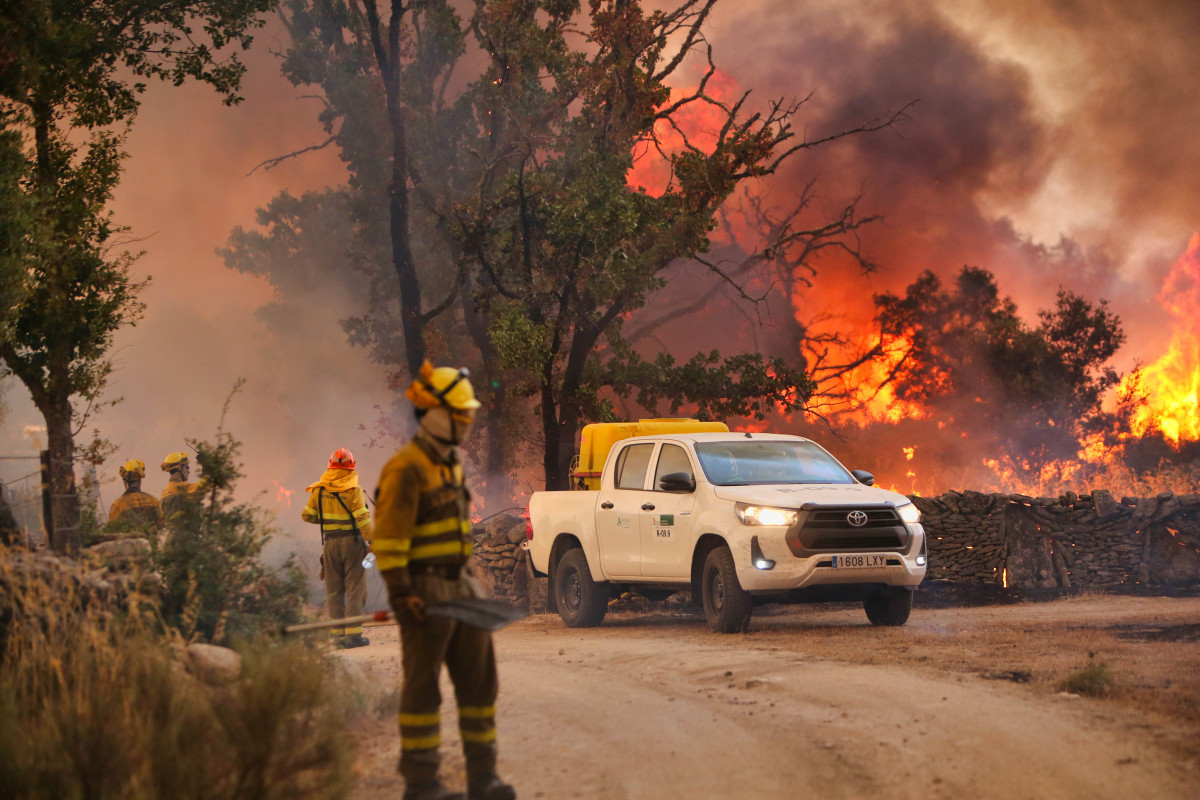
left=373, top=434, right=472, bottom=572
left=160, top=479, right=203, bottom=518
left=301, top=469, right=373, bottom=540
left=109, top=490, right=164, bottom=530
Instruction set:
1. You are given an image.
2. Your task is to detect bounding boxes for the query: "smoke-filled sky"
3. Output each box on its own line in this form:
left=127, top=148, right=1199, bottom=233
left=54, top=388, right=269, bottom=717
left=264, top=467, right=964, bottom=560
left=2, top=0, right=1199, bottom=558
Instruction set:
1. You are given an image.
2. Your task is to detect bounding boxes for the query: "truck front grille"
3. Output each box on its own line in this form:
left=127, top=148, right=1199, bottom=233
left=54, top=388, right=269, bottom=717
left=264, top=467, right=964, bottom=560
left=785, top=506, right=910, bottom=556
left=805, top=508, right=900, bottom=529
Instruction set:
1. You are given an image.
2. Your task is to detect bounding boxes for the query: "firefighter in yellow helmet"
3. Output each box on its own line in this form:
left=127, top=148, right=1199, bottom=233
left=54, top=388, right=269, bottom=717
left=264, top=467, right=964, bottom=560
left=374, top=361, right=514, bottom=800
left=108, top=459, right=163, bottom=532
left=301, top=447, right=374, bottom=648
left=159, top=451, right=204, bottom=519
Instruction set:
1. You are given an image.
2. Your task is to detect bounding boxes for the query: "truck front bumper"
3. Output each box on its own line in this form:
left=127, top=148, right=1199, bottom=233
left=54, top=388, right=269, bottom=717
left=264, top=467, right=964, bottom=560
left=734, top=524, right=927, bottom=594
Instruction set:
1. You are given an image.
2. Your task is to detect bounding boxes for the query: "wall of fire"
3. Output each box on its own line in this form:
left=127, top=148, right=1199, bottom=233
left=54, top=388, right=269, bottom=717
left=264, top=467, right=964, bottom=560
left=471, top=490, right=1200, bottom=608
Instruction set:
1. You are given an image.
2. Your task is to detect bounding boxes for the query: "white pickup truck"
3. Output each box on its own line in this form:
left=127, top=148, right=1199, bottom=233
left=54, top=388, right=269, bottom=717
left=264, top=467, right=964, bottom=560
left=527, top=430, right=927, bottom=633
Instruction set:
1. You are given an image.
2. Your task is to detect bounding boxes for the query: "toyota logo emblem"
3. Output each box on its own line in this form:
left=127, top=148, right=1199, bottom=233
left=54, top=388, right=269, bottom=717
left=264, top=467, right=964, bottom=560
left=846, top=510, right=868, bottom=527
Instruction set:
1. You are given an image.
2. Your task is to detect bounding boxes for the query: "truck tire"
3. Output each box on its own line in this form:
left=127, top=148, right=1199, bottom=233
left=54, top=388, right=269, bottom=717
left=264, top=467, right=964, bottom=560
left=701, top=545, right=753, bottom=633
left=864, top=587, right=913, bottom=626
left=555, top=549, right=609, bottom=628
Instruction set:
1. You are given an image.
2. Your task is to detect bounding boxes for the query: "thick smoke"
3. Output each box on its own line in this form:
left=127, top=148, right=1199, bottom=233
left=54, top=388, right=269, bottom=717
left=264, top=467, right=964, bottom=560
left=705, top=0, right=1200, bottom=359
left=3, top=2, right=1199, bottom=522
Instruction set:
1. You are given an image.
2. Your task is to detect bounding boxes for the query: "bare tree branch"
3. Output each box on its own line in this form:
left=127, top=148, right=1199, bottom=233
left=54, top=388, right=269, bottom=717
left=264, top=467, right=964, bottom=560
left=245, top=135, right=336, bottom=176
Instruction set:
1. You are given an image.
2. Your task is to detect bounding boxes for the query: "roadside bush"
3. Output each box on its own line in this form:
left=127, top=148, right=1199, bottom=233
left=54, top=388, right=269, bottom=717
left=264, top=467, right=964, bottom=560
left=1057, top=656, right=1116, bottom=697
left=155, top=430, right=306, bottom=644
left=0, top=558, right=352, bottom=800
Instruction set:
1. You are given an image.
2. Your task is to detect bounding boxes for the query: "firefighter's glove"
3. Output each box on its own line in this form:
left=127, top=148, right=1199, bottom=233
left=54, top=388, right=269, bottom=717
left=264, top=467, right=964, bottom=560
left=399, top=594, right=426, bottom=622
left=383, top=567, right=424, bottom=621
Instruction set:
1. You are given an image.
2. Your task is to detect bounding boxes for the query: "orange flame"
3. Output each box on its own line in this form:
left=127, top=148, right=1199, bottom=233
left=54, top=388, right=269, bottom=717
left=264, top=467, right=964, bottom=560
left=1120, top=233, right=1200, bottom=446
left=845, top=334, right=927, bottom=424
left=273, top=481, right=293, bottom=507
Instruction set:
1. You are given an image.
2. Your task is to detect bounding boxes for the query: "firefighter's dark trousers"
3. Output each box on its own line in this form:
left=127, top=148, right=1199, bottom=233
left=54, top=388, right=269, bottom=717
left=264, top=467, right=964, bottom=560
left=323, top=534, right=367, bottom=638
left=397, top=572, right=500, bottom=789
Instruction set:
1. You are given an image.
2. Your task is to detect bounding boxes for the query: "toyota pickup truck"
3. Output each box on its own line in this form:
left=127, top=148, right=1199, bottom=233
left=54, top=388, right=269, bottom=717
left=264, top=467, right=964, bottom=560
left=527, top=427, right=927, bottom=633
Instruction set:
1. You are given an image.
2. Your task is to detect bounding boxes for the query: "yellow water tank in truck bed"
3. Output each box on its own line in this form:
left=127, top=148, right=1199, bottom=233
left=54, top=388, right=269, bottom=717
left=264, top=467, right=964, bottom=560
left=572, top=418, right=729, bottom=490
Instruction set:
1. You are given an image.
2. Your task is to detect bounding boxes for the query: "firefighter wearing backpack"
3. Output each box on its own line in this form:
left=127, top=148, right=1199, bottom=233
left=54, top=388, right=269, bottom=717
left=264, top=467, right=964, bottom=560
left=373, top=361, right=515, bottom=800
left=108, top=459, right=164, bottom=532
left=160, top=451, right=204, bottom=519
left=302, top=447, right=374, bottom=648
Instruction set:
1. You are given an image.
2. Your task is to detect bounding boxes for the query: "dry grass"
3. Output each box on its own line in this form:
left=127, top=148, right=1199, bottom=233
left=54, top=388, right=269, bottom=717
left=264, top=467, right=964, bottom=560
left=0, top=555, right=354, bottom=800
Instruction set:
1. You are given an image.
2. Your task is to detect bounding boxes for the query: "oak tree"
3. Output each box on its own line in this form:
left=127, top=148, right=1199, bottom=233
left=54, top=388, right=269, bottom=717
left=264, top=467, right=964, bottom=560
left=230, top=0, right=901, bottom=494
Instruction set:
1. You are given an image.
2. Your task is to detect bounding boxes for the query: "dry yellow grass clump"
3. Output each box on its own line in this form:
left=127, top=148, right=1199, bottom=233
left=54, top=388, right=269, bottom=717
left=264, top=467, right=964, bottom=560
left=0, top=554, right=354, bottom=800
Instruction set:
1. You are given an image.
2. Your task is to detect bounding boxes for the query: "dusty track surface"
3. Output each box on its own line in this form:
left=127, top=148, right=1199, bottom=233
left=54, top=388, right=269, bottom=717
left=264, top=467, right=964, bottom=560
left=342, top=595, right=1200, bottom=799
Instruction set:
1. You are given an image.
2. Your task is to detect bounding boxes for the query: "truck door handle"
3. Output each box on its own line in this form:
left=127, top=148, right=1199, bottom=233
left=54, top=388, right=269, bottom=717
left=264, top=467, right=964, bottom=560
left=641, top=503, right=655, bottom=511
left=601, top=502, right=614, bottom=509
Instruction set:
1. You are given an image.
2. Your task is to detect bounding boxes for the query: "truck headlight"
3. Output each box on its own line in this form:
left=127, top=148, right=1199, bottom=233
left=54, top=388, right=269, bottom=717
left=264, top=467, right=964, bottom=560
left=896, top=502, right=921, bottom=524
left=735, top=502, right=798, bottom=527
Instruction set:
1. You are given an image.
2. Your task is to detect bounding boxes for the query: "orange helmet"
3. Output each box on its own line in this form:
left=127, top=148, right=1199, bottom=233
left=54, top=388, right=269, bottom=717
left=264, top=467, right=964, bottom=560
left=328, top=448, right=356, bottom=470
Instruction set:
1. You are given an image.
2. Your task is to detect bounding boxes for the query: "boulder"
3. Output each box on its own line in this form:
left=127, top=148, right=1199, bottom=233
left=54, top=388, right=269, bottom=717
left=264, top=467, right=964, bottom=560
left=85, top=537, right=151, bottom=570
left=185, top=643, right=242, bottom=686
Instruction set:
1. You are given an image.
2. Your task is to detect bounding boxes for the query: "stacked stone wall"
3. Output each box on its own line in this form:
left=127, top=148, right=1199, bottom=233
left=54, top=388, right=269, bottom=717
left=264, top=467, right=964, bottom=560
left=912, top=489, right=1200, bottom=588
left=470, top=490, right=1200, bottom=605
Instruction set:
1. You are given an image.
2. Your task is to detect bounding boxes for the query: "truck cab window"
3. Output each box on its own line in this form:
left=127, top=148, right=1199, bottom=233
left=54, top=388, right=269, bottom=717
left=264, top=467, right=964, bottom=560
left=614, top=443, right=655, bottom=490
left=653, top=444, right=694, bottom=490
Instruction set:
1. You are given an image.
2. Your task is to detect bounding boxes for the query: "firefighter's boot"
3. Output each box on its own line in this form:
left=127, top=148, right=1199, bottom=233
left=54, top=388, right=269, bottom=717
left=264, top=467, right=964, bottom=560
left=467, top=776, right=515, bottom=800
left=401, top=749, right=463, bottom=800
left=402, top=782, right=465, bottom=800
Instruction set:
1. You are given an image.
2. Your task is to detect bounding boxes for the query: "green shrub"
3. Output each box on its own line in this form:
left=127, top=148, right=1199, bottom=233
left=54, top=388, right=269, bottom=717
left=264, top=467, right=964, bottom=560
left=154, top=430, right=306, bottom=644
left=1057, top=657, right=1116, bottom=697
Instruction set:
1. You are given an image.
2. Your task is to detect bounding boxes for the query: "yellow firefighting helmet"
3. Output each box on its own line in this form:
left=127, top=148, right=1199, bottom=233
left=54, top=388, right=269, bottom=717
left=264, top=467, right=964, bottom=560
left=119, top=459, right=146, bottom=480
left=161, top=452, right=189, bottom=472
left=405, top=360, right=482, bottom=412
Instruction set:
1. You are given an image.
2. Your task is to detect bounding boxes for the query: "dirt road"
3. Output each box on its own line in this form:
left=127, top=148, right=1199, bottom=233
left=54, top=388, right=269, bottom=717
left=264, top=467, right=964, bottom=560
left=343, top=595, right=1200, bottom=799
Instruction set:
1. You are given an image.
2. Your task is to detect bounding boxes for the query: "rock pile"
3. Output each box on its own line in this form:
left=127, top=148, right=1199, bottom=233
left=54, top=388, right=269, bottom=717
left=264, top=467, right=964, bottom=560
left=469, top=515, right=532, bottom=604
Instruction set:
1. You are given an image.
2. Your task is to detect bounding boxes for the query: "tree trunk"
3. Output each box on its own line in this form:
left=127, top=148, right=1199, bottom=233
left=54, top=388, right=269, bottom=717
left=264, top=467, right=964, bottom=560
left=389, top=119, right=425, bottom=375
left=42, top=391, right=80, bottom=555
left=540, top=377, right=563, bottom=490
left=364, top=0, right=425, bottom=375
left=542, top=367, right=585, bottom=491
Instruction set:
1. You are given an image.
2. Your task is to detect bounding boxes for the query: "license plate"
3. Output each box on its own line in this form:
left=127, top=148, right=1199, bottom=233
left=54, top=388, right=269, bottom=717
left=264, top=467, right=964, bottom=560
left=831, top=554, right=887, bottom=569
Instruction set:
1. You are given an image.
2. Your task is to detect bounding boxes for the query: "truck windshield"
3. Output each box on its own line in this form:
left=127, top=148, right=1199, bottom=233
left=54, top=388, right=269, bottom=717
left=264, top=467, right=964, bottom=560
left=694, top=440, right=855, bottom=486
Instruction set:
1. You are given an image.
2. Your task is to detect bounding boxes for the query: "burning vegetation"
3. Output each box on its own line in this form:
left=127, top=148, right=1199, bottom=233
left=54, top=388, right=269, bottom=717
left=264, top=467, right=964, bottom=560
left=1121, top=233, right=1200, bottom=447
left=754, top=233, right=1200, bottom=500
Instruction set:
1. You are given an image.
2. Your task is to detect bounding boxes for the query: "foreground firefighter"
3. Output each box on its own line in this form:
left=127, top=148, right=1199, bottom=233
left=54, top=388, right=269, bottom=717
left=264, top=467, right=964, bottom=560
left=159, top=451, right=204, bottom=519
left=108, top=459, right=163, bottom=532
left=302, top=447, right=374, bottom=648
left=373, top=361, right=515, bottom=800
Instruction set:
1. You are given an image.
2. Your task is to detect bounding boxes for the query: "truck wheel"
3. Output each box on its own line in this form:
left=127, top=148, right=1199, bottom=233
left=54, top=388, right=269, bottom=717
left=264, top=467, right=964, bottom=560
left=701, top=546, right=753, bottom=633
left=864, top=587, right=913, bottom=626
left=555, top=549, right=609, bottom=628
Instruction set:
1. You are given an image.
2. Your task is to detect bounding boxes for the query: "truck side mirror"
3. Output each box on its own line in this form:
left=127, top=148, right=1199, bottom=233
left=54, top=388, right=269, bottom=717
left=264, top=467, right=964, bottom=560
left=658, top=472, right=696, bottom=493
left=851, top=469, right=875, bottom=486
